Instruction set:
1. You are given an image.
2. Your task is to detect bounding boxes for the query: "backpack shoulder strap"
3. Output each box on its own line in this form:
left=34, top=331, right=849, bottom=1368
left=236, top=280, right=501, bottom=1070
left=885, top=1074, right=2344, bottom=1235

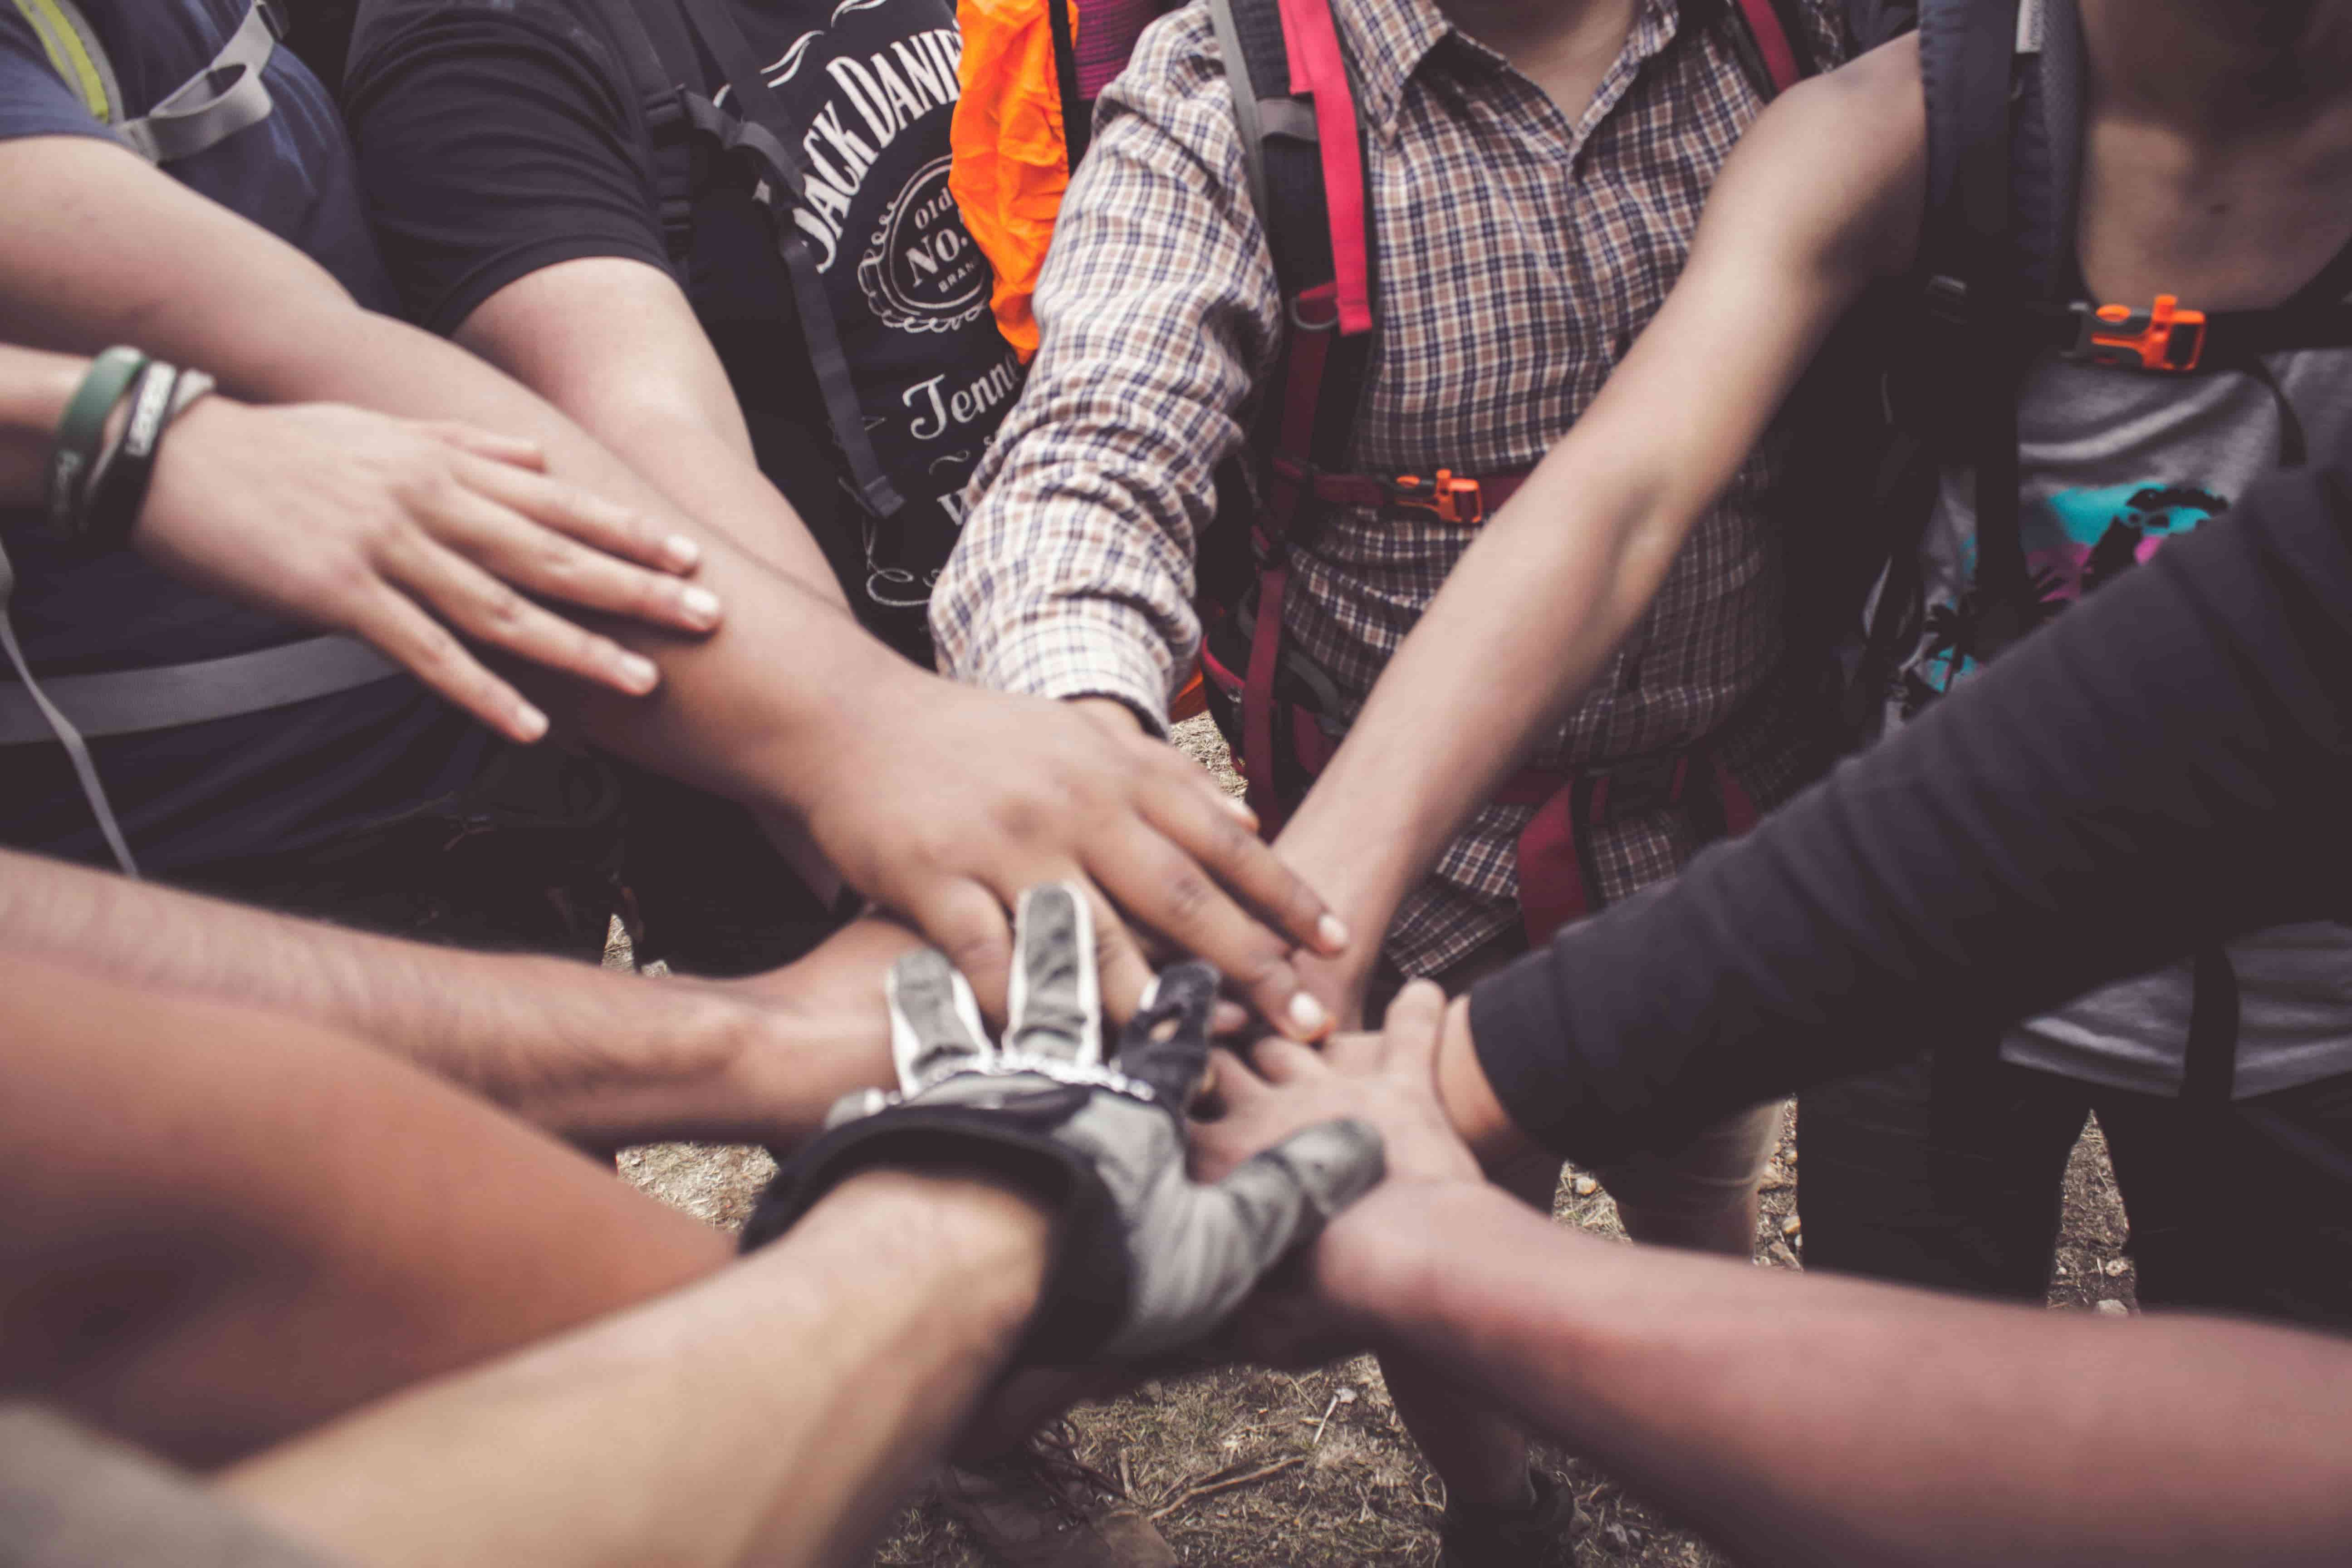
left=1722, top=0, right=1818, bottom=99
left=11, top=0, right=121, bottom=123
left=1208, top=0, right=1373, bottom=486
left=583, top=0, right=701, bottom=265
left=15, top=0, right=284, bottom=165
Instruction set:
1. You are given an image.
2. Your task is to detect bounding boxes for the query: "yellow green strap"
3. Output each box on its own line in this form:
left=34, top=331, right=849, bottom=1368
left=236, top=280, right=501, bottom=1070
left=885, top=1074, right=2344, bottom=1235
left=10, top=0, right=117, bottom=123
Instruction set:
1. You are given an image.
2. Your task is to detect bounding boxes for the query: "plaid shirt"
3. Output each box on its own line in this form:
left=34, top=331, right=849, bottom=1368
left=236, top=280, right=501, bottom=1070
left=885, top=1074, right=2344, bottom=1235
left=935, top=0, right=1844, bottom=975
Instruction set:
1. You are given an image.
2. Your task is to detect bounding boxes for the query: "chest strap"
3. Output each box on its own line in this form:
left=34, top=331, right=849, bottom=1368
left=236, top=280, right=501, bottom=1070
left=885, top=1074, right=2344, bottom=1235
left=12, top=0, right=284, bottom=165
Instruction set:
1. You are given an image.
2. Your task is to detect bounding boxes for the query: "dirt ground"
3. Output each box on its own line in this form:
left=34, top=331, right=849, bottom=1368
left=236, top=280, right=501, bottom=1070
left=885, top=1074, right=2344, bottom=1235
left=618, top=716, right=2141, bottom=1568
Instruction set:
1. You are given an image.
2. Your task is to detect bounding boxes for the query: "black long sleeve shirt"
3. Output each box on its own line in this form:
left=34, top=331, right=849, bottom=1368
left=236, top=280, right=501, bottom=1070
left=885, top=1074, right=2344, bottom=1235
left=1470, top=466, right=2352, bottom=1165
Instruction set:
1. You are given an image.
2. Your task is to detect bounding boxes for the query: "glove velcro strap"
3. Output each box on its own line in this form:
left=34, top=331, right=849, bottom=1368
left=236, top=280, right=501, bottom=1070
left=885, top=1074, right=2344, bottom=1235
left=744, top=1091, right=1136, bottom=1359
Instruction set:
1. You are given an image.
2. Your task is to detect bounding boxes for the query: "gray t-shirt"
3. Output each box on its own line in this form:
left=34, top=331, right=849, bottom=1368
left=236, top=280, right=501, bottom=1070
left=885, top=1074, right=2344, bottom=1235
left=1880, top=335, right=2352, bottom=1099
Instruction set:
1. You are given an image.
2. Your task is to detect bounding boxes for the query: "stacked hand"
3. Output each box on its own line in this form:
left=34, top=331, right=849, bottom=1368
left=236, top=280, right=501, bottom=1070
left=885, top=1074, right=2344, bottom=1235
left=745, top=884, right=1385, bottom=1359
left=137, top=398, right=720, bottom=743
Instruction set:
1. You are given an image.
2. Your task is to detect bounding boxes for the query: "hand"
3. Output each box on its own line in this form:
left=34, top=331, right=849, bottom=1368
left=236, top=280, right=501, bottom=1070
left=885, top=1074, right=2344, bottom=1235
left=1189, top=981, right=1484, bottom=1362
left=742, top=884, right=1385, bottom=1359
left=800, top=684, right=1350, bottom=1039
left=135, top=398, right=722, bottom=743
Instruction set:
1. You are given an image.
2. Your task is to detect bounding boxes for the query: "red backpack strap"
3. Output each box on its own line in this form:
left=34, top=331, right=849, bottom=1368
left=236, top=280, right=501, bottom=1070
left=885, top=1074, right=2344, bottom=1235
left=1724, top=0, right=1820, bottom=99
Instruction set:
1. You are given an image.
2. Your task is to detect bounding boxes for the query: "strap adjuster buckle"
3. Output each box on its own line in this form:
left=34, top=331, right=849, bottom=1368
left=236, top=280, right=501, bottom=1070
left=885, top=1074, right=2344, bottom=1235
left=1388, top=470, right=1485, bottom=524
left=2066, top=294, right=2208, bottom=372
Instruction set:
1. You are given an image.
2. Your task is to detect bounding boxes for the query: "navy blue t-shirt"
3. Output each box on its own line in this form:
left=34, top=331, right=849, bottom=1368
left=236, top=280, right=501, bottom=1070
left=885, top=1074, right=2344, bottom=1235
left=0, top=0, right=486, bottom=872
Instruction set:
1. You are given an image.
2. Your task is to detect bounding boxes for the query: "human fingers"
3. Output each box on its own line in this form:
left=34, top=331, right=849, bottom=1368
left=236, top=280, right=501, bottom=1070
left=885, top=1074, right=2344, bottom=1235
left=1249, top=1035, right=1329, bottom=1086
left=346, top=583, right=549, bottom=743
left=441, top=462, right=720, bottom=631
left=412, top=418, right=549, bottom=472
left=1135, top=752, right=1348, bottom=958
left=1323, top=1028, right=1387, bottom=1075
left=1088, top=824, right=1330, bottom=1043
left=1112, top=960, right=1219, bottom=1107
left=1205, top=1046, right=1274, bottom=1107
left=1077, top=880, right=1158, bottom=1025
left=390, top=538, right=664, bottom=699
left=1381, top=980, right=1448, bottom=1079
left=449, top=446, right=703, bottom=576
left=901, top=877, right=1016, bottom=1022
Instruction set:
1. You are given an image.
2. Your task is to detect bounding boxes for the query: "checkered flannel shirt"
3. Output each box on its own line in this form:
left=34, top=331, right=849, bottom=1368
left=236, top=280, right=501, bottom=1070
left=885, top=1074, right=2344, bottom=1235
left=934, top=0, right=1846, bottom=977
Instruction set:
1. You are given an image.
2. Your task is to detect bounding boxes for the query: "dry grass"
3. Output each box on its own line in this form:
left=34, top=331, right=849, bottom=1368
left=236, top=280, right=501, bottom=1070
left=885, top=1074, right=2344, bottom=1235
left=617, top=717, right=2140, bottom=1567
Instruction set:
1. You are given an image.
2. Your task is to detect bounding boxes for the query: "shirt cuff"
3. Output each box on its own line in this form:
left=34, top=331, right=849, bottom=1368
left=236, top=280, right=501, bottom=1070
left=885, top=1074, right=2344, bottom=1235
left=944, top=608, right=1181, bottom=737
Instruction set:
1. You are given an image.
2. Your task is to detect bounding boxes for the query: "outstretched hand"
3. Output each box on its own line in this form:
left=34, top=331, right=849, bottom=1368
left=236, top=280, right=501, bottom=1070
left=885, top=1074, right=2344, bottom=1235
left=136, top=398, right=720, bottom=743
left=799, top=688, right=1349, bottom=1039
left=1188, top=980, right=1486, bottom=1364
left=743, top=883, right=1385, bottom=1361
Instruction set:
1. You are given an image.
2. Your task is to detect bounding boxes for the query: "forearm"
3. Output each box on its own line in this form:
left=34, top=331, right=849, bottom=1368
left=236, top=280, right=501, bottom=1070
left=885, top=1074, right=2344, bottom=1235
left=1346, top=1184, right=2352, bottom=1568
left=0, top=844, right=837, bottom=1146
left=0, top=139, right=912, bottom=821
left=1459, top=465, right=2352, bottom=1164
left=223, top=1169, right=1051, bottom=1568
left=451, top=259, right=846, bottom=600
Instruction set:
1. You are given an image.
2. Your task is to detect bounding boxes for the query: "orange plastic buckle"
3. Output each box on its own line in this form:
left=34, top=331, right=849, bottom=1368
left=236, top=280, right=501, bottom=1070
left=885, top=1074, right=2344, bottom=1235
left=1390, top=469, right=1485, bottom=524
left=2070, top=294, right=2208, bottom=372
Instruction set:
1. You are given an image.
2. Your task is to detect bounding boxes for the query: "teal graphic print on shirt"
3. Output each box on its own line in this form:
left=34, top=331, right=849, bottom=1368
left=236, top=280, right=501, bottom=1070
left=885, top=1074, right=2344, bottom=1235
left=1901, top=480, right=2230, bottom=715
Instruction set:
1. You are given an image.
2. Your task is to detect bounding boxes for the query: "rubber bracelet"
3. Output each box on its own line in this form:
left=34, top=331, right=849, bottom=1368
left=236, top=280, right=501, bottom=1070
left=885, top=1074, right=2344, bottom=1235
left=82, top=363, right=181, bottom=552
left=45, top=347, right=148, bottom=536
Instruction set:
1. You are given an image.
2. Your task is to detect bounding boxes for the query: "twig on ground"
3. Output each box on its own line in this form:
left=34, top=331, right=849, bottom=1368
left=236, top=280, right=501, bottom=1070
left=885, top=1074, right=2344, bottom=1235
left=1309, top=1392, right=1342, bottom=1446
left=1147, top=1456, right=1306, bottom=1522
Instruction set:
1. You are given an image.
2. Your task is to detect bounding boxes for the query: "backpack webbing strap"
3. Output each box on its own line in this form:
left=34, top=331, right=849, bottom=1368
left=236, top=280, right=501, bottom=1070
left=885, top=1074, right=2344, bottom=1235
left=671, top=0, right=907, bottom=517
left=1923, top=0, right=2033, bottom=657
left=1271, top=0, right=1371, bottom=335
left=1206, top=0, right=1273, bottom=232
left=588, top=0, right=701, bottom=265
left=1729, top=0, right=1803, bottom=94
left=1046, top=0, right=1089, bottom=169
left=115, top=0, right=284, bottom=165
left=11, top=0, right=118, bottom=122
left=0, top=536, right=136, bottom=876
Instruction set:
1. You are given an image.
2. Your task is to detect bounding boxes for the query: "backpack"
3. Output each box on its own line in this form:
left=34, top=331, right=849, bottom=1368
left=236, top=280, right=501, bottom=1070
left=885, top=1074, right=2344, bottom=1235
left=1866, top=0, right=2352, bottom=1095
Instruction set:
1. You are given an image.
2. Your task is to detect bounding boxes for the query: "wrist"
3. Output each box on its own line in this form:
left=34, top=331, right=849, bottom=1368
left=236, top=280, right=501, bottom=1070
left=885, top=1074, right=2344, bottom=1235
left=1434, top=994, right=1555, bottom=1188
left=816, top=1167, right=1056, bottom=1343
left=1312, top=1181, right=1478, bottom=1339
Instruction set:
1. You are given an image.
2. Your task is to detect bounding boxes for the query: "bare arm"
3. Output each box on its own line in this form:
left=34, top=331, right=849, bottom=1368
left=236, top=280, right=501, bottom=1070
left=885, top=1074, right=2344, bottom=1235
left=223, top=1169, right=1052, bottom=1568
left=1201, top=980, right=2352, bottom=1568
left=1273, top=41, right=1928, bottom=1004
left=0, top=135, right=1340, bottom=1027
left=1340, top=1183, right=2352, bottom=1568
left=452, top=257, right=846, bottom=598
left=0, top=843, right=907, bottom=1152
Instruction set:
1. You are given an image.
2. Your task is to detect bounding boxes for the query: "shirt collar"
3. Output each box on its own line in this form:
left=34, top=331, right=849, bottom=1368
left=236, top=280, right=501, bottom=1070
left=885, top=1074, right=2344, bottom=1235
left=1337, top=0, right=1685, bottom=144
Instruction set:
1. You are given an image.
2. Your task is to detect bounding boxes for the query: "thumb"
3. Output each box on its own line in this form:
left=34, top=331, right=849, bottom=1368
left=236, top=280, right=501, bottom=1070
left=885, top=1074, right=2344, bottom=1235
left=1213, top=1119, right=1387, bottom=1259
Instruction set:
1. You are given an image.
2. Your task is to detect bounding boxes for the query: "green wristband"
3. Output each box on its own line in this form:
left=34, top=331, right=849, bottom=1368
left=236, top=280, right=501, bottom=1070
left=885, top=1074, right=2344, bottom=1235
left=46, top=347, right=149, bottom=539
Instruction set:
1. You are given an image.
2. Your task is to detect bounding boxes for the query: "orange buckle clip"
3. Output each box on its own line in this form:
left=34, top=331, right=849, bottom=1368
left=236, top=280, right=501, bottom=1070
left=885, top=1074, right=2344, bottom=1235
left=2070, top=294, right=2208, bottom=372
left=1390, top=469, right=1485, bottom=524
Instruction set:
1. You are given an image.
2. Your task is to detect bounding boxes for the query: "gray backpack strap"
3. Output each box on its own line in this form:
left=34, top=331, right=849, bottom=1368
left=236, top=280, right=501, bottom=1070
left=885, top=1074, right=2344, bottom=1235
left=0, top=536, right=138, bottom=876
left=115, top=0, right=283, bottom=164
left=0, top=633, right=403, bottom=748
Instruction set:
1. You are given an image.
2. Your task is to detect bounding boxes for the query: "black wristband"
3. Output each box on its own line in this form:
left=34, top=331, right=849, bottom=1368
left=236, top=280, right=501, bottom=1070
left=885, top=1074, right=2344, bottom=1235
left=81, top=362, right=182, bottom=552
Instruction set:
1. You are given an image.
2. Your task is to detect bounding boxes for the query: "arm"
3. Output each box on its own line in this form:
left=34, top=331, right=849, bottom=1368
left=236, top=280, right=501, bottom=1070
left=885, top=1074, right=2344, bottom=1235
left=1200, top=984, right=2352, bottom=1568
left=1272, top=40, right=1928, bottom=1008
left=221, top=1170, right=1053, bottom=1568
left=931, top=13, right=1285, bottom=733
left=0, top=135, right=1339, bottom=1027
left=1346, top=1183, right=2352, bottom=1568
left=451, top=258, right=844, bottom=598
left=1442, top=459, right=2352, bottom=1170
left=0, top=842, right=911, bottom=1152
left=0, top=341, right=714, bottom=741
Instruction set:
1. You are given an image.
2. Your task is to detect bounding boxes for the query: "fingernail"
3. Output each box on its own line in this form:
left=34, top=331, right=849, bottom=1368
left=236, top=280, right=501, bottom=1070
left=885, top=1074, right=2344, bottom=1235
left=662, top=533, right=701, bottom=570
left=1316, top=913, right=1350, bottom=951
left=514, top=703, right=549, bottom=741
left=618, top=652, right=659, bottom=692
left=1287, top=992, right=1329, bottom=1037
left=681, top=585, right=721, bottom=626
